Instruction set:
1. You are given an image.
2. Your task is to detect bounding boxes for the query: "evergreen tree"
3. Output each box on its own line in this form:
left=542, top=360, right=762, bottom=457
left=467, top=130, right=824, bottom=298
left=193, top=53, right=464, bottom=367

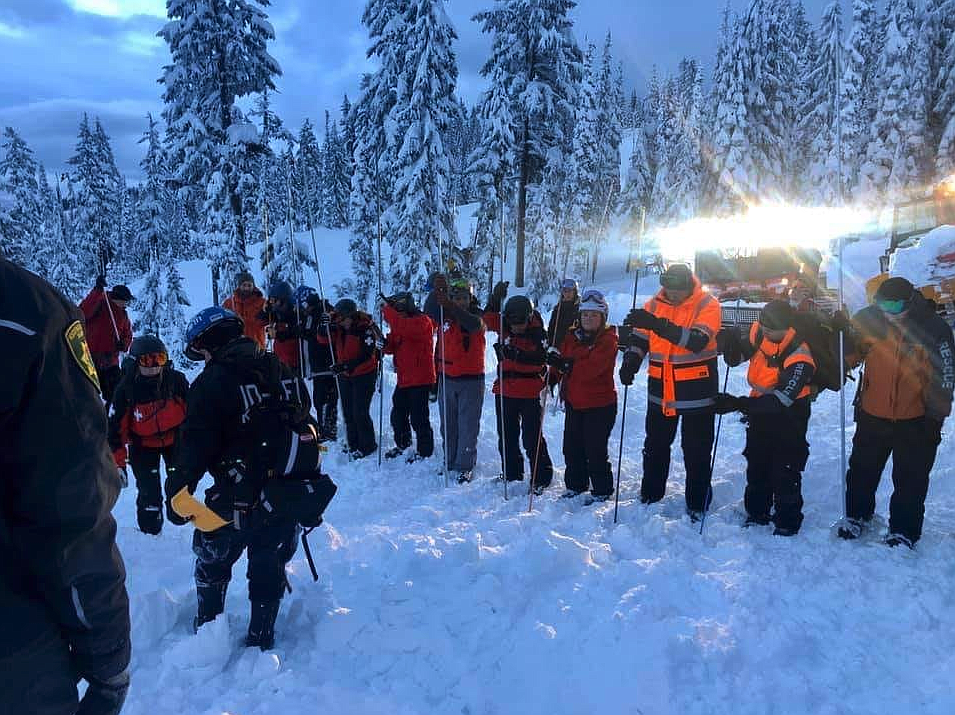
left=163, top=262, right=192, bottom=366
left=321, top=111, right=350, bottom=228
left=33, top=164, right=60, bottom=281
left=136, top=114, right=169, bottom=273
left=926, top=0, right=955, bottom=178
left=0, top=127, right=41, bottom=268
left=296, top=118, right=323, bottom=228
left=137, top=257, right=164, bottom=335
left=841, top=0, right=880, bottom=199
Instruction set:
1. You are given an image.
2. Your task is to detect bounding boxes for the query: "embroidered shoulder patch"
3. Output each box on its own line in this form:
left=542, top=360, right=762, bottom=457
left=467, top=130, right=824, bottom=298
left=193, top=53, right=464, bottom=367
left=65, top=320, right=101, bottom=391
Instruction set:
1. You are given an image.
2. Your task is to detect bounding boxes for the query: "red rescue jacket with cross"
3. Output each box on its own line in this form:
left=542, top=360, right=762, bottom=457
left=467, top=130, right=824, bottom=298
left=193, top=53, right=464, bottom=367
left=633, top=280, right=720, bottom=416
left=555, top=325, right=619, bottom=410
left=331, top=312, right=380, bottom=378
left=484, top=310, right=548, bottom=398
left=108, top=367, right=189, bottom=467
left=383, top=304, right=436, bottom=388
left=745, top=322, right=816, bottom=409
left=78, top=287, right=132, bottom=369
left=436, top=312, right=486, bottom=378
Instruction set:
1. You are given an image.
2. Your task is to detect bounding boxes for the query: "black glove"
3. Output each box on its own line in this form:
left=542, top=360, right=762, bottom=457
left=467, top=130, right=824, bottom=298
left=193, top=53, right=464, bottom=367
left=544, top=346, right=564, bottom=368
left=77, top=670, right=130, bottom=715
left=926, top=417, right=943, bottom=445
left=619, top=351, right=642, bottom=387
left=547, top=370, right=561, bottom=388
left=624, top=308, right=661, bottom=331
left=115, top=338, right=126, bottom=352
left=714, top=392, right=746, bottom=415
left=716, top=328, right=739, bottom=355
left=166, top=498, right=189, bottom=526
left=95, top=275, right=108, bottom=290
left=117, top=466, right=128, bottom=489
left=501, top=342, right=519, bottom=360
left=429, top=383, right=438, bottom=403
left=829, top=309, right=851, bottom=333
left=330, top=362, right=348, bottom=376
left=305, top=293, right=322, bottom=309
left=319, top=312, right=332, bottom=327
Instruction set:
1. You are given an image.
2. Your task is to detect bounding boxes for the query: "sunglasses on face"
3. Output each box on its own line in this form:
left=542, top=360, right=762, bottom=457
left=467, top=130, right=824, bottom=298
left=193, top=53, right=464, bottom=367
left=138, top=352, right=168, bottom=367
left=877, top=298, right=908, bottom=315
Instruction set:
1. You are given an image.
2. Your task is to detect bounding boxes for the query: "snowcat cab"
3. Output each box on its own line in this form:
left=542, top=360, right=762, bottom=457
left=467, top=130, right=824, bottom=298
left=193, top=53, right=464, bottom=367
left=695, top=246, right=835, bottom=328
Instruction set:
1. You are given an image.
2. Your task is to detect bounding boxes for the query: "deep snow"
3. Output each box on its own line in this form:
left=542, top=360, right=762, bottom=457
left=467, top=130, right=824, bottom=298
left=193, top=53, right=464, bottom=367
left=116, top=222, right=955, bottom=715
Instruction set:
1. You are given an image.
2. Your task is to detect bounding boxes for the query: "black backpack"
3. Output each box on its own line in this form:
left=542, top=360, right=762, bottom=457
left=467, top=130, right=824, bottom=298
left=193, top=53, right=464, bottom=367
left=788, top=311, right=851, bottom=394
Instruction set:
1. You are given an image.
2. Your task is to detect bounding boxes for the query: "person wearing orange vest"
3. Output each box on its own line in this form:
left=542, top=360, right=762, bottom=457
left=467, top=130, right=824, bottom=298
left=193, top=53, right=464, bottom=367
left=222, top=271, right=267, bottom=348
left=715, top=300, right=816, bottom=536
left=424, top=274, right=486, bottom=483
left=619, top=264, right=721, bottom=520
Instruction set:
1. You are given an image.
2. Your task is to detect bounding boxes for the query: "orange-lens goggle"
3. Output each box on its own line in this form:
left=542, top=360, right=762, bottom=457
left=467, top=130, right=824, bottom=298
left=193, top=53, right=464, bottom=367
left=138, top=352, right=168, bottom=367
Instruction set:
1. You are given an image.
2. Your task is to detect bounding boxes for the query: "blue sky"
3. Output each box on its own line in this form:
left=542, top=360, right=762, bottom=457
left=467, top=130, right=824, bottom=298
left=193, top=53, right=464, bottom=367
left=0, top=0, right=845, bottom=180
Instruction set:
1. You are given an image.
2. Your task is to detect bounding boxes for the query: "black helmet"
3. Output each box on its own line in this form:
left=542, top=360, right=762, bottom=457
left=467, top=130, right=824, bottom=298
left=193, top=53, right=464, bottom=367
left=130, top=334, right=168, bottom=359
left=758, top=300, right=795, bottom=331
left=267, top=280, right=294, bottom=303
left=504, top=295, right=534, bottom=324
left=184, top=306, right=245, bottom=361
left=335, top=298, right=358, bottom=318
left=389, top=291, right=417, bottom=313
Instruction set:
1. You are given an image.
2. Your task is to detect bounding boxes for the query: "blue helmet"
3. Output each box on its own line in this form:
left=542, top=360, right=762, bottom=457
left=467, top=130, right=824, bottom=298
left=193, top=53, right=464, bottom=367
left=293, top=285, right=318, bottom=308
left=268, top=280, right=294, bottom=303
left=184, top=306, right=244, bottom=361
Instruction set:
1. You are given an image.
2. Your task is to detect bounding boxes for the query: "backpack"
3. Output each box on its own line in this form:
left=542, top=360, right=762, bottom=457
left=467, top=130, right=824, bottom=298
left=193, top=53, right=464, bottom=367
left=787, top=311, right=851, bottom=394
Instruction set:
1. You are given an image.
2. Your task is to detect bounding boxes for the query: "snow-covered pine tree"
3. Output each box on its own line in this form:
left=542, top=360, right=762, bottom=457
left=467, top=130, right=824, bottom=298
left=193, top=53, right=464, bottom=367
left=339, top=95, right=356, bottom=189
left=859, top=0, right=928, bottom=201
left=925, top=0, right=955, bottom=178
left=841, top=0, right=880, bottom=199
left=159, top=0, right=281, bottom=304
left=296, top=118, right=322, bottom=229
left=803, top=1, right=844, bottom=205
left=33, top=165, right=60, bottom=281
left=388, top=0, right=459, bottom=293
left=473, top=0, right=583, bottom=287
left=136, top=114, right=168, bottom=275
left=320, top=111, right=350, bottom=229
left=137, top=256, right=164, bottom=335
left=162, top=261, right=191, bottom=366
left=0, top=127, right=41, bottom=269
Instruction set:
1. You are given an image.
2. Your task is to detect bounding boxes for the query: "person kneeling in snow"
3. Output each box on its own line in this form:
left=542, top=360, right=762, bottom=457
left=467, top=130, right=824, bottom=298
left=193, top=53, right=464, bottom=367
left=381, top=291, right=436, bottom=462
left=108, top=335, right=188, bottom=535
left=547, top=289, right=618, bottom=503
left=715, top=300, right=815, bottom=536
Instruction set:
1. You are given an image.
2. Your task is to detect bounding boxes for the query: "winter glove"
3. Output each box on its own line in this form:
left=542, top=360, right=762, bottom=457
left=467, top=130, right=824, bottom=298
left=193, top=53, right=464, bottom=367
left=619, top=351, right=643, bottom=387
left=305, top=293, right=322, bottom=309
left=319, top=312, right=332, bottom=327
left=500, top=341, right=520, bottom=361
left=77, top=670, right=130, bottom=715
left=926, top=417, right=944, bottom=446
left=714, top=392, right=747, bottom=415
left=624, top=308, right=661, bottom=332
left=716, top=327, right=740, bottom=356
left=544, top=346, right=564, bottom=368
left=547, top=370, right=561, bottom=389
left=429, top=383, right=438, bottom=403
left=117, top=466, right=128, bottom=489
left=330, top=362, right=349, bottom=376
left=166, top=497, right=189, bottom=526
left=829, top=308, right=851, bottom=334
left=114, top=338, right=126, bottom=352
left=374, top=335, right=387, bottom=351
left=617, top=323, right=633, bottom=351
left=95, top=275, right=108, bottom=290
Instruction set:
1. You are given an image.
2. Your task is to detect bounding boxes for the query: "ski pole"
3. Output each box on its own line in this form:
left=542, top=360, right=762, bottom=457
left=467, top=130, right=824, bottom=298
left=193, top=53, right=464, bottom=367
left=437, top=202, right=450, bottom=487
left=498, top=196, right=508, bottom=501
left=376, top=182, right=384, bottom=469
left=528, top=297, right=564, bottom=511
left=699, top=294, right=741, bottom=535
left=613, top=208, right=644, bottom=523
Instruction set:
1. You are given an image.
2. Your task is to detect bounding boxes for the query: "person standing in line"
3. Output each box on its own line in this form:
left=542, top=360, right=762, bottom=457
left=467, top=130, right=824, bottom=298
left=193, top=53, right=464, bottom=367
left=79, top=276, right=133, bottom=408
left=424, top=275, right=487, bottom=484
left=300, top=292, right=339, bottom=441
left=547, top=277, right=580, bottom=349
left=262, top=280, right=302, bottom=372
left=223, top=270, right=268, bottom=348
left=328, top=298, right=380, bottom=459
left=547, top=289, right=618, bottom=503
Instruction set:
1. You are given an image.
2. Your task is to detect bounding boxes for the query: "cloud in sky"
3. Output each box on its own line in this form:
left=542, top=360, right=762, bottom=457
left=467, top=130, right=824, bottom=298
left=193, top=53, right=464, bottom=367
left=0, top=0, right=844, bottom=181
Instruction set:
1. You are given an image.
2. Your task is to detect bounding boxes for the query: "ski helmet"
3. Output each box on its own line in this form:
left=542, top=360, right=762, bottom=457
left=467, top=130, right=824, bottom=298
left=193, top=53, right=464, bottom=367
left=109, top=285, right=134, bottom=302
left=235, top=270, right=255, bottom=287
left=758, top=300, right=795, bottom=331
left=130, top=334, right=168, bottom=359
left=389, top=291, right=417, bottom=313
left=559, top=277, right=579, bottom=291
left=449, top=277, right=472, bottom=298
left=267, top=280, right=294, bottom=303
left=579, top=288, right=609, bottom=317
left=504, top=295, right=534, bottom=324
left=293, top=285, right=318, bottom=308
left=334, top=298, right=358, bottom=318
left=184, top=306, right=244, bottom=361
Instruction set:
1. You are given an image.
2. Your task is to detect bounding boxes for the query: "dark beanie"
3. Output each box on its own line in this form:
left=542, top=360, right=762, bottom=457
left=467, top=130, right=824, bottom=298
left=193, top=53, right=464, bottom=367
left=874, top=277, right=914, bottom=302
left=662, top=263, right=693, bottom=290
left=235, top=270, right=254, bottom=286
left=109, top=285, right=133, bottom=302
left=759, top=300, right=795, bottom=330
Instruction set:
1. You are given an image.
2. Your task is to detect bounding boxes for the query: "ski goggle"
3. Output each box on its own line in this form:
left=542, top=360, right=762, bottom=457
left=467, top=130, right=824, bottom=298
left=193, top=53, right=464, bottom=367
left=138, top=352, right=168, bottom=367
left=660, top=273, right=692, bottom=290
left=876, top=298, right=909, bottom=315
left=560, top=278, right=577, bottom=290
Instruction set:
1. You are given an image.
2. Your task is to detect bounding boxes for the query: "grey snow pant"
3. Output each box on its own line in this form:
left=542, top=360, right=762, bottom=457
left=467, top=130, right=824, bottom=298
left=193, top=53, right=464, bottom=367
left=437, top=374, right=485, bottom=472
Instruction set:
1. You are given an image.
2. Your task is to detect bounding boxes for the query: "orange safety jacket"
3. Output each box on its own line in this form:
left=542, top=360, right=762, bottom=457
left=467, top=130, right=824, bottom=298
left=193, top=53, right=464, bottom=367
left=746, top=323, right=816, bottom=407
left=635, top=280, right=721, bottom=416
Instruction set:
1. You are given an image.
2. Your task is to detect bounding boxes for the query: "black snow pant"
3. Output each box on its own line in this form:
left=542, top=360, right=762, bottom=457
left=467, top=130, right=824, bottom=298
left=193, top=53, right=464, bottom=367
left=563, top=402, right=617, bottom=496
left=96, top=363, right=122, bottom=411
left=845, top=411, right=940, bottom=543
left=641, top=407, right=715, bottom=512
left=128, top=442, right=178, bottom=535
left=339, top=371, right=377, bottom=456
left=193, top=517, right=300, bottom=619
left=0, top=627, right=79, bottom=715
left=495, top=394, right=553, bottom=486
left=312, top=375, right=339, bottom=441
left=391, top=385, right=434, bottom=457
left=743, top=404, right=810, bottom=533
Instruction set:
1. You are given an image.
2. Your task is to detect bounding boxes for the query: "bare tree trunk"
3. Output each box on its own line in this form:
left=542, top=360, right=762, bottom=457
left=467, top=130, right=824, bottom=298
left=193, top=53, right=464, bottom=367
left=516, top=120, right=529, bottom=287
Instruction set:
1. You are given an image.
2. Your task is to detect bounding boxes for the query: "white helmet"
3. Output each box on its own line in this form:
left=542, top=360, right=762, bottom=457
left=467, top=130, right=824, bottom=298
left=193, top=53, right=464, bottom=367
left=579, top=288, right=609, bottom=317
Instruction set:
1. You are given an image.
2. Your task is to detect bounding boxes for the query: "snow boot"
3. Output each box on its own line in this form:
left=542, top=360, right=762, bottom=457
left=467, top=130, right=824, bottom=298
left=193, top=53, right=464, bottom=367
left=583, top=493, right=610, bottom=506
left=687, top=509, right=703, bottom=524
left=384, top=446, right=406, bottom=460
left=194, top=581, right=228, bottom=633
left=456, top=470, right=473, bottom=484
left=743, top=513, right=771, bottom=528
left=772, top=525, right=798, bottom=537
left=245, top=600, right=280, bottom=651
left=837, top=517, right=864, bottom=540
left=884, top=533, right=914, bottom=549
left=137, top=505, right=163, bottom=535
left=531, top=483, right=545, bottom=496
left=560, top=489, right=583, bottom=499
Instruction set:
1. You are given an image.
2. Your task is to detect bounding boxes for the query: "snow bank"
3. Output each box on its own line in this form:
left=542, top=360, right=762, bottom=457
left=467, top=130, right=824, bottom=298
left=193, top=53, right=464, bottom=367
left=890, top=225, right=955, bottom=288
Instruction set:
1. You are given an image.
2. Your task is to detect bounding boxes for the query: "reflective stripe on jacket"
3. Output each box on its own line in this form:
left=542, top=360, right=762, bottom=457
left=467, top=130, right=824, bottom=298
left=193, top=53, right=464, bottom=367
left=747, top=323, right=815, bottom=406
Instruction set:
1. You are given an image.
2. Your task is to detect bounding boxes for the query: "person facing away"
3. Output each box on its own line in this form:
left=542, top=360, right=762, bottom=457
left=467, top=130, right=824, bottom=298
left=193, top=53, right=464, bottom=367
left=424, top=274, right=486, bottom=484
left=715, top=300, right=816, bottom=536
left=485, top=283, right=554, bottom=493
left=547, top=288, right=618, bottom=503
left=299, top=290, right=339, bottom=441
left=1, top=258, right=131, bottom=715
left=381, top=291, right=436, bottom=463
left=223, top=270, right=267, bottom=348
left=328, top=298, right=381, bottom=459
left=547, top=277, right=581, bottom=349
left=837, top=277, right=955, bottom=548
left=619, top=263, right=721, bottom=522
left=108, top=334, right=189, bottom=535
left=79, top=276, right=134, bottom=408
left=165, top=306, right=312, bottom=650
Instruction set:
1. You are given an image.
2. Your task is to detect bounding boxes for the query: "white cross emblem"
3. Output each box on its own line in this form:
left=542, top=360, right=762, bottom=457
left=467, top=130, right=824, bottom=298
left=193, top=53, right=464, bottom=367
left=134, top=408, right=143, bottom=421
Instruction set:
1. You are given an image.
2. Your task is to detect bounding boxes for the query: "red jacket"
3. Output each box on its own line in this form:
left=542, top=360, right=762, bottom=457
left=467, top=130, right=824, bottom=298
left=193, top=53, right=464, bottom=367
left=436, top=316, right=486, bottom=378
left=107, top=367, right=189, bottom=468
left=484, top=311, right=547, bottom=398
left=383, top=305, right=436, bottom=388
left=223, top=289, right=267, bottom=348
left=78, top=287, right=132, bottom=368
left=555, top=326, right=618, bottom=410
left=332, top=313, right=379, bottom=378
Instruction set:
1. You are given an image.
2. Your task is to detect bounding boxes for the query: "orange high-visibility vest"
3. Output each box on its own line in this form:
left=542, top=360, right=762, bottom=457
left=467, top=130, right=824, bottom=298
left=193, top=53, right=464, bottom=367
left=746, top=323, right=815, bottom=404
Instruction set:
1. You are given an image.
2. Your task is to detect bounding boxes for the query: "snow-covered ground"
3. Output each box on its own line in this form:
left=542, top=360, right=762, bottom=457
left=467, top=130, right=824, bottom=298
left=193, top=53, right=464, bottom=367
left=117, top=227, right=955, bottom=715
